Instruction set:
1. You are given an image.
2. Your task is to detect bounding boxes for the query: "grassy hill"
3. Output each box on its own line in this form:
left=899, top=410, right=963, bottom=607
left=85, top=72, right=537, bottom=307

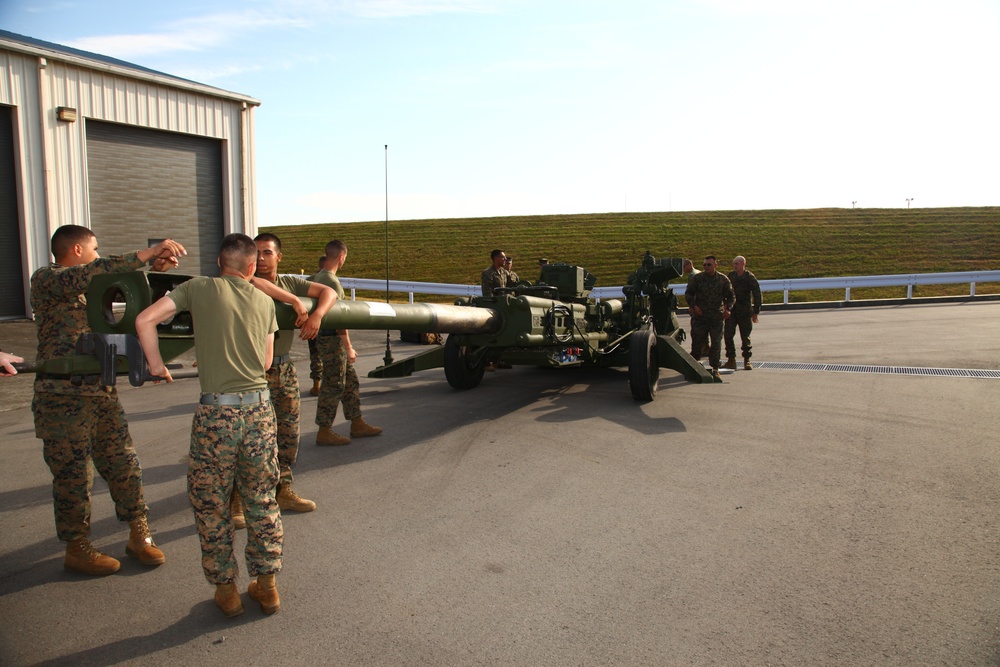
left=262, top=207, right=1000, bottom=303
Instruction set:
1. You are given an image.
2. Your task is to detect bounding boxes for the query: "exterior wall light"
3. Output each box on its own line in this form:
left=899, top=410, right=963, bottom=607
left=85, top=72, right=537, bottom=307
left=56, top=106, right=78, bottom=122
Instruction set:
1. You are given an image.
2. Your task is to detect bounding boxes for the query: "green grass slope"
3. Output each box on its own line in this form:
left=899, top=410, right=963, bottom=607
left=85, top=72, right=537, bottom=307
left=263, top=207, right=1000, bottom=303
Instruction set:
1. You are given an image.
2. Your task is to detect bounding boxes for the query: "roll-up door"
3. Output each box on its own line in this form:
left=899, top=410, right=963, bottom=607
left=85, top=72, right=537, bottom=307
left=0, top=105, right=25, bottom=318
left=86, top=120, right=224, bottom=276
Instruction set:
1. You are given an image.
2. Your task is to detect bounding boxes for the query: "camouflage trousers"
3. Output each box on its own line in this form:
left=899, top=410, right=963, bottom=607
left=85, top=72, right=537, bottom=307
left=32, top=390, right=147, bottom=542
left=189, top=401, right=283, bottom=584
left=315, top=334, right=362, bottom=427
left=690, top=315, right=725, bottom=369
left=266, top=361, right=300, bottom=486
left=308, top=338, right=321, bottom=381
left=724, top=314, right=754, bottom=360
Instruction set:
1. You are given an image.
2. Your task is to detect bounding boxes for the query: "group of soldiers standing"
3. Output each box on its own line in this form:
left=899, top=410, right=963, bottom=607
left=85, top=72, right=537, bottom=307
left=683, top=255, right=763, bottom=380
left=30, top=226, right=381, bottom=618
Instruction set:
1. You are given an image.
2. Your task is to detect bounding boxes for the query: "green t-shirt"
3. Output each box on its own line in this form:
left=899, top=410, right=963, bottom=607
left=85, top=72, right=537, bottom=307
left=168, top=276, right=278, bottom=394
left=311, top=270, right=344, bottom=300
left=272, top=274, right=314, bottom=356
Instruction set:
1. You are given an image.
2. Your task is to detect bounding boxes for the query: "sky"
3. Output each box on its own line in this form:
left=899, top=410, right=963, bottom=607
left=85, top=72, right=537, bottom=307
left=2, top=0, right=998, bottom=225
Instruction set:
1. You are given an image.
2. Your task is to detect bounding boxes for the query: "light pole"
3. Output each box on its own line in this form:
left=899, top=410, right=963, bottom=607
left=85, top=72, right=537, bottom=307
left=852, top=201, right=857, bottom=209
left=383, top=144, right=393, bottom=366
left=905, top=198, right=913, bottom=209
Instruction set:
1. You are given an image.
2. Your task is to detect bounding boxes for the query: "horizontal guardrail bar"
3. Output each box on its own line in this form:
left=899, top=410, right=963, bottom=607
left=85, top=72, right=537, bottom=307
left=288, top=270, right=1000, bottom=304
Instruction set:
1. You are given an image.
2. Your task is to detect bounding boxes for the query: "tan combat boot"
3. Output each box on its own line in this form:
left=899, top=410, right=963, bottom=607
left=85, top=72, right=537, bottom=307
left=215, top=582, right=245, bottom=617
left=722, top=357, right=737, bottom=370
left=248, top=573, right=280, bottom=615
left=126, top=515, right=166, bottom=565
left=231, top=492, right=246, bottom=530
left=744, top=360, right=753, bottom=370
left=310, top=379, right=321, bottom=396
left=316, top=426, right=351, bottom=446
left=276, top=483, right=317, bottom=512
left=350, top=417, right=382, bottom=438
left=65, top=537, right=121, bottom=576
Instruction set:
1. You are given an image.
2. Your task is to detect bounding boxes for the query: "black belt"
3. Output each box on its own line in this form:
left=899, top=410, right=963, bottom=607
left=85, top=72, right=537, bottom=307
left=269, top=354, right=290, bottom=369
left=317, top=329, right=340, bottom=337
left=199, top=389, right=271, bottom=405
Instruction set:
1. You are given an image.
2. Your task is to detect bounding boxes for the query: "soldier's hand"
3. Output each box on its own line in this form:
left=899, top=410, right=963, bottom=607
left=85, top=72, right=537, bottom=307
left=692, top=305, right=703, bottom=317
left=151, top=256, right=179, bottom=272
left=152, top=239, right=187, bottom=260
left=300, top=313, right=321, bottom=340
left=722, top=308, right=731, bottom=320
left=752, top=314, right=759, bottom=324
left=148, top=363, right=173, bottom=383
left=346, top=345, right=357, bottom=364
left=292, top=301, right=309, bottom=327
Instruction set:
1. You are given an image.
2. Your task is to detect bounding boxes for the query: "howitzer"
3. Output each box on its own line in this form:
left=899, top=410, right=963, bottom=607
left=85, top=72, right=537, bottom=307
left=19, top=253, right=713, bottom=400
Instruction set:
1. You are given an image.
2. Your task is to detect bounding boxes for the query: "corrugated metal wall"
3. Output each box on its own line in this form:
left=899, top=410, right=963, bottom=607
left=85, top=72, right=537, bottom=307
left=0, top=41, right=259, bottom=300
left=86, top=120, right=224, bottom=276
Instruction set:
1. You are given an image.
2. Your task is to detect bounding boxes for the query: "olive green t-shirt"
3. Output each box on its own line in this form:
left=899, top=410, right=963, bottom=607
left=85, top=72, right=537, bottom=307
left=310, top=270, right=344, bottom=300
left=167, top=276, right=278, bottom=394
left=272, top=274, right=314, bottom=356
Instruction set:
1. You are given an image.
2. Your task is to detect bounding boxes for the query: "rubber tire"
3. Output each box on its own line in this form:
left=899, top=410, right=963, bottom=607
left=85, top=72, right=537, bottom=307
left=443, top=335, right=486, bottom=390
left=628, top=329, right=659, bottom=401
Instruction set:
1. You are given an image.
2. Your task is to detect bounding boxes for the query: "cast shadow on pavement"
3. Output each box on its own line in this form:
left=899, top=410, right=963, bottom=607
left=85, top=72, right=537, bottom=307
left=28, top=599, right=267, bottom=667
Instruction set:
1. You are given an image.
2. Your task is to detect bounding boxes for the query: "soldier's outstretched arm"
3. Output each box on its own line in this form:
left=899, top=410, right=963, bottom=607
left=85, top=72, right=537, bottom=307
left=251, top=277, right=309, bottom=326
left=136, top=296, right=179, bottom=382
left=301, top=282, right=337, bottom=340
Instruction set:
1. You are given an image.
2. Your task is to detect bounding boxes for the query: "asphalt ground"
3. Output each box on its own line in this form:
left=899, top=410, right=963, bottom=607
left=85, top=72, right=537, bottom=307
left=1, top=301, right=999, bottom=666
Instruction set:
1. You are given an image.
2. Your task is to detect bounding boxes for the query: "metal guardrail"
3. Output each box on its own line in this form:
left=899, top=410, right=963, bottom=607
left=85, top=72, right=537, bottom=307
left=317, top=270, right=1000, bottom=304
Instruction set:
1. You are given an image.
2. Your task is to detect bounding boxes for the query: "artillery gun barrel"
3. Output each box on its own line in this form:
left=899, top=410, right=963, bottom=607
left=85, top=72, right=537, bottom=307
left=275, top=298, right=502, bottom=335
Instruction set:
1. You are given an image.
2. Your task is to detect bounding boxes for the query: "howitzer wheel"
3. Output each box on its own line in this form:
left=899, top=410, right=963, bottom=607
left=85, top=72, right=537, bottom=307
left=443, top=335, right=486, bottom=390
left=628, top=329, right=659, bottom=401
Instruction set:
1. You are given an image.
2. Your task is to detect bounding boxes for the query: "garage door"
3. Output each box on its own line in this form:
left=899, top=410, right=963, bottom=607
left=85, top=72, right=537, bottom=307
left=86, top=120, right=224, bottom=276
left=0, top=105, right=25, bottom=318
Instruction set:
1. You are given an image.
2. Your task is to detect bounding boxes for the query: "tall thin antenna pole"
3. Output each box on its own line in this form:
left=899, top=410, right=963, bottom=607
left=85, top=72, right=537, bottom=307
left=383, top=144, right=393, bottom=365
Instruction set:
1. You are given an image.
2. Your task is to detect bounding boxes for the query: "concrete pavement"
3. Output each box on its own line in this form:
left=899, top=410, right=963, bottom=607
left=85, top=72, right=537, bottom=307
left=1, top=302, right=999, bottom=665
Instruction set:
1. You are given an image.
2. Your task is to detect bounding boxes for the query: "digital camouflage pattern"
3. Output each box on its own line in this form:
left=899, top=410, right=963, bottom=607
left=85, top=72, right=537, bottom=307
left=33, top=391, right=147, bottom=540
left=728, top=270, right=762, bottom=318
left=315, top=334, right=361, bottom=427
left=684, top=271, right=736, bottom=321
left=30, top=252, right=149, bottom=542
left=266, top=361, right=300, bottom=486
left=31, top=252, right=145, bottom=396
left=480, top=265, right=511, bottom=297
left=307, top=338, right=321, bottom=381
left=189, top=402, right=282, bottom=584
left=685, top=271, right=736, bottom=370
left=725, top=269, right=761, bottom=361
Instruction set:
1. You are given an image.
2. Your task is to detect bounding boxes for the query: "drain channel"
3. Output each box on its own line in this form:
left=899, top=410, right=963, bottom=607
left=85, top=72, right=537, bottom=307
left=752, top=361, right=1000, bottom=378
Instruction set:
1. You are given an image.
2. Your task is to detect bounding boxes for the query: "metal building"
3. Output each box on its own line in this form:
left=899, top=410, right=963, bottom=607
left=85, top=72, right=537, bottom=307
left=0, top=29, right=260, bottom=319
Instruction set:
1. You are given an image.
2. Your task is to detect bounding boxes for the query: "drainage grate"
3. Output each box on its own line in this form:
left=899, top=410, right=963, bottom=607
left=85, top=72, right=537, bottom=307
left=753, top=361, right=1000, bottom=378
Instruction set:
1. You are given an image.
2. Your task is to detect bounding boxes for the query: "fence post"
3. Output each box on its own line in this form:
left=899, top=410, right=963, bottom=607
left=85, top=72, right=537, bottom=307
left=907, top=284, right=913, bottom=299
left=971, top=282, right=976, bottom=296
left=845, top=287, right=851, bottom=302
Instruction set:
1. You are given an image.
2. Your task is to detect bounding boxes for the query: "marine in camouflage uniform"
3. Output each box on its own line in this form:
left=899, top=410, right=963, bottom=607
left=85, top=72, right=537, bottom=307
left=725, top=256, right=762, bottom=369
left=684, top=256, right=736, bottom=376
left=481, top=249, right=511, bottom=297
left=135, top=233, right=283, bottom=616
left=31, top=226, right=179, bottom=576
left=252, top=234, right=338, bottom=513
left=311, top=240, right=381, bottom=445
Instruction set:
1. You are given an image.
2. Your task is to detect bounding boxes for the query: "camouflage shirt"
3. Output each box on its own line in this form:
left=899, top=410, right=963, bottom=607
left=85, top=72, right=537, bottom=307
left=728, top=270, right=762, bottom=317
left=685, top=271, right=736, bottom=320
left=481, top=265, right=511, bottom=297
left=30, top=252, right=146, bottom=395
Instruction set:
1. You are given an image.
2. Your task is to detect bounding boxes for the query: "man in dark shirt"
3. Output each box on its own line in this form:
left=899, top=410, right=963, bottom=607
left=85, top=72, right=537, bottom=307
left=724, top=255, right=762, bottom=370
left=685, top=255, right=735, bottom=381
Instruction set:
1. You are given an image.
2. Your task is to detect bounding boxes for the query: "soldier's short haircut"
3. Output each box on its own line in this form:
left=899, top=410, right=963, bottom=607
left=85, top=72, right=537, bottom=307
left=254, top=232, right=282, bottom=251
left=51, top=225, right=95, bottom=260
left=219, top=233, right=258, bottom=271
left=325, top=239, right=347, bottom=259
left=704, top=255, right=717, bottom=262
left=490, top=249, right=504, bottom=260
